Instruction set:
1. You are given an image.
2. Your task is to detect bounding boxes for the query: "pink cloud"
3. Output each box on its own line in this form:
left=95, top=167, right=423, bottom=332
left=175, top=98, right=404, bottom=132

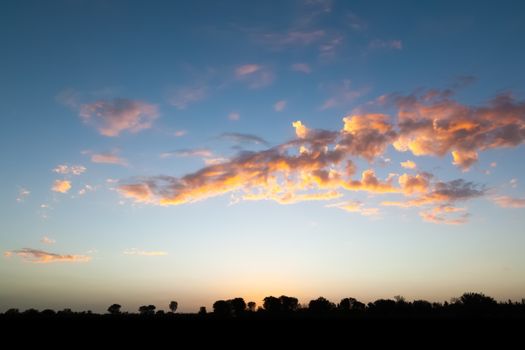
left=291, top=63, right=312, bottom=74
left=168, top=86, right=206, bottom=109
left=235, top=64, right=275, bottom=89
left=5, top=248, right=90, bottom=263
left=493, top=196, right=525, bottom=208
left=90, top=152, right=127, bottom=166
left=274, top=100, right=287, bottom=112
left=79, top=99, right=158, bottom=137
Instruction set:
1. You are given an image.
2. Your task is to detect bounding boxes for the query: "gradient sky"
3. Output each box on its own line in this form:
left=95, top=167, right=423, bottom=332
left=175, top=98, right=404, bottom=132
left=2, top=0, right=525, bottom=313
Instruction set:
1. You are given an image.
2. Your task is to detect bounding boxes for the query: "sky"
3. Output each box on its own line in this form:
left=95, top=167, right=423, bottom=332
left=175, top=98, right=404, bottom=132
left=1, top=0, right=525, bottom=313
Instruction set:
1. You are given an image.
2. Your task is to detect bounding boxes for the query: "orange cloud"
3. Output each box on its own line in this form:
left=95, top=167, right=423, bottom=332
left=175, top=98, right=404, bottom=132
left=326, top=201, right=379, bottom=216
left=419, top=205, right=469, bottom=225
left=394, top=90, right=525, bottom=170
left=400, top=160, right=416, bottom=169
left=79, top=99, right=158, bottom=137
left=339, top=113, right=396, bottom=161
left=292, top=120, right=309, bottom=139
left=492, top=196, right=525, bottom=208
left=5, top=248, right=90, bottom=263
left=52, top=180, right=71, bottom=193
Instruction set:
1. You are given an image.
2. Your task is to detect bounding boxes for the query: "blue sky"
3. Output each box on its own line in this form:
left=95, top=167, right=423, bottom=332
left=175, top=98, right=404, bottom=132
left=1, top=0, right=525, bottom=312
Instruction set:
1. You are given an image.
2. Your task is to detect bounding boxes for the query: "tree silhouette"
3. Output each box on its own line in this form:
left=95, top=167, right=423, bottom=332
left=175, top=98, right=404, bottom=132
left=309, top=297, right=335, bottom=314
left=213, top=300, right=232, bottom=317
left=138, top=305, right=156, bottom=315
left=280, top=296, right=299, bottom=312
left=338, top=297, right=365, bottom=312
left=107, top=304, right=121, bottom=315
left=247, top=301, right=256, bottom=312
left=263, top=296, right=281, bottom=313
left=229, top=297, right=246, bottom=316
left=169, top=301, right=178, bottom=313
left=198, top=306, right=207, bottom=316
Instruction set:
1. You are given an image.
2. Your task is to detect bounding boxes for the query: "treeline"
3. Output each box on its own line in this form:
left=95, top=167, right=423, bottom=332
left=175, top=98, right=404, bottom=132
left=2, top=293, right=525, bottom=320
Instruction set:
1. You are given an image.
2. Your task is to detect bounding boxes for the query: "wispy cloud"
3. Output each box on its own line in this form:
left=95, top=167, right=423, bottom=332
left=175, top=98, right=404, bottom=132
left=52, top=180, right=71, bottom=194
left=86, top=150, right=127, bottom=166
left=78, top=184, right=95, bottom=196
left=79, top=99, right=158, bottom=137
left=53, top=165, right=86, bottom=176
left=220, top=132, right=269, bottom=146
left=123, top=248, right=168, bottom=256
left=168, top=85, right=207, bottom=109
left=174, top=130, right=187, bottom=137
left=492, top=195, right=525, bottom=208
left=347, top=12, right=367, bottom=31
left=319, top=35, right=343, bottom=58
left=16, top=187, right=30, bottom=202
left=274, top=100, right=287, bottom=112
left=235, top=64, right=275, bottom=89
left=160, top=148, right=213, bottom=159
left=326, top=201, right=379, bottom=216
left=320, top=80, right=368, bottom=110
left=40, top=236, right=56, bottom=245
left=5, top=248, right=90, bottom=263
left=228, top=112, right=240, bottom=121
left=291, top=63, right=312, bottom=74
left=368, top=39, right=403, bottom=50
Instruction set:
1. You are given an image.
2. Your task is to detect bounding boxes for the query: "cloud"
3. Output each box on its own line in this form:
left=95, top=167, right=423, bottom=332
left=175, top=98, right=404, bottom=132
left=393, top=90, right=525, bottom=170
left=320, top=80, right=367, bottom=110
left=53, top=165, right=86, bottom=175
left=89, top=151, right=127, bottom=166
left=168, top=86, right=206, bottom=109
left=492, top=196, right=525, bottom=208
left=235, top=64, right=261, bottom=76
left=261, top=30, right=325, bottom=48
left=369, top=39, right=403, bottom=50
left=274, top=100, right=287, bottom=112
left=5, top=248, right=90, bottom=263
left=220, top=132, right=269, bottom=146
left=326, top=200, right=379, bottom=216
left=319, top=35, right=343, bottom=58
left=160, top=148, right=213, bottom=159
left=115, top=84, right=525, bottom=224
left=347, top=12, right=367, bottom=31
left=16, top=187, right=30, bottom=202
left=228, top=112, right=240, bottom=121
left=79, top=99, right=158, bottom=137
left=40, top=236, right=56, bottom=245
left=510, top=178, right=518, bottom=188
left=400, top=160, right=416, bottom=169
left=52, top=180, right=71, bottom=193
left=291, top=63, right=312, bottom=74
left=235, top=64, right=275, bottom=89
left=292, top=120, right=309, bottom=139
left=118, top=119, right=397, bottom=207
left=123, top=248, right=168, bottom=256
left=490, top=162, right=497, bottom=168
left=78, top=184, right=95, bottom=196
left=419, top=205, right=469, bottom=225
left=174, top=130, right=187, bottom=137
